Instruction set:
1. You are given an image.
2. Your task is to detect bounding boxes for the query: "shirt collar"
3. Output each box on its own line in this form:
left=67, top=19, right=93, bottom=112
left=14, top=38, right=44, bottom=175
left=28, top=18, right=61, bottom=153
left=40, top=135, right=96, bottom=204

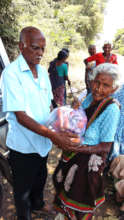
left=18, top=53, right=30, bottom=72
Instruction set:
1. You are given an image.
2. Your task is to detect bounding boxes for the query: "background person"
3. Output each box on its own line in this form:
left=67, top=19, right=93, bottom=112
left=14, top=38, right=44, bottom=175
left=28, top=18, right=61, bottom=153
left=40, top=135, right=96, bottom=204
left=48, top=50, right=71, bottom=108
left=53, top=63, right=120, bottom=220
left=62, top=48, right=70, bottom=104
left=84, top=44, right=96, bottom=94
left=88, top=44, right=96, bottom=56
left=1, top=26, right=78, bottom=220
left=84, top=42, right=118, bottom=67
left=110, top=154, right=124, bottom=220
left=78, top=45, right=96, bottom=102
left=62, top=48, right=70, bottom=64
left=108, top=84, right=124, bottom=219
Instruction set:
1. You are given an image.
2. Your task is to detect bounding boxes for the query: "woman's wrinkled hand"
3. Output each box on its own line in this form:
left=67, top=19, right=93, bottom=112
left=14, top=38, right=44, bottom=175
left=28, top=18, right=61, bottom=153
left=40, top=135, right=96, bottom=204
left=62, top=144, right=86, bottom=153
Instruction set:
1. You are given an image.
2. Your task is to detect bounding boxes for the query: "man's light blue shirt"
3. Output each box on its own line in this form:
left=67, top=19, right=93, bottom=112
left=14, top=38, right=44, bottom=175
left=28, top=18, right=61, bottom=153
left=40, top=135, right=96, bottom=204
left=1, top=54, right=53, bottom=157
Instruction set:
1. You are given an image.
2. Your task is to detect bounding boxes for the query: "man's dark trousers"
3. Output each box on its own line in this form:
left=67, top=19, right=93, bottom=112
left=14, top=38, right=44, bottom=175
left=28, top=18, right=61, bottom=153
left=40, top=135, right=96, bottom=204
left=8, top=149, right=48, bottom=220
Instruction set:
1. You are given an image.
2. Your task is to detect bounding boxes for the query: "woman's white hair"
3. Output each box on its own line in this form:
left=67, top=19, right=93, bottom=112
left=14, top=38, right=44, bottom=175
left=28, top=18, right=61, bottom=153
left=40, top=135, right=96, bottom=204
left=89, top=63, right=120, bottom=88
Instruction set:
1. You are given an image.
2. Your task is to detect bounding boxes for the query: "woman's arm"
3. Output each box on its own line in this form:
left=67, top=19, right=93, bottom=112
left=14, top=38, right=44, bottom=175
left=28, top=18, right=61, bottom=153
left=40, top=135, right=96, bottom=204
left=78, top=142, right=112, bottom=154
left=64, top=63, right=71, bottom=85
left=61, top=142, right=112, bottom=155
left=64, top=75, right=71, bottom=85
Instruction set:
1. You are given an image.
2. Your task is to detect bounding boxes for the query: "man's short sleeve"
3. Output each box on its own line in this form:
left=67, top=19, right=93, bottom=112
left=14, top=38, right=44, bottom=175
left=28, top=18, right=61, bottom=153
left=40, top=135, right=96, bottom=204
left=1, top=67, right=25, bottom=112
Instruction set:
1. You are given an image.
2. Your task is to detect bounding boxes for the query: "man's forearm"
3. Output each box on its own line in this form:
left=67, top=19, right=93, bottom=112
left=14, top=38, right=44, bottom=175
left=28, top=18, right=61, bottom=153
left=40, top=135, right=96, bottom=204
left=15, top=111, right=54, bottom=139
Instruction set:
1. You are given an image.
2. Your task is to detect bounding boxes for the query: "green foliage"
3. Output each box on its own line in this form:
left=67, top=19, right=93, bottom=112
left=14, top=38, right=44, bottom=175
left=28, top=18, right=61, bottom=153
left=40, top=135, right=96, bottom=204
left=53, top=0, right=105, bottom=47
left=0, top=0, right=108, bottom=60
left=113, top=28, right=124, bottom=55
left=0, top=0, right=21, bottom=60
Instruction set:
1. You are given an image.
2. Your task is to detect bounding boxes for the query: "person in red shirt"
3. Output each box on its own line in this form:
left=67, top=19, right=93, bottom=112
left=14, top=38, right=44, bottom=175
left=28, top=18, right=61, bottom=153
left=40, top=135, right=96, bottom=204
left=84, top=42, right=118, bottom=94
left=84, top=42, right=118, bottom=66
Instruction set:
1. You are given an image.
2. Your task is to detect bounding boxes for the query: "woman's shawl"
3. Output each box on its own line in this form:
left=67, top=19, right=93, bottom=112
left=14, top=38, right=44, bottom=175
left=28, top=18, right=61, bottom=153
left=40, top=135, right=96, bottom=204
left=86, top=96, right=119, bottom=129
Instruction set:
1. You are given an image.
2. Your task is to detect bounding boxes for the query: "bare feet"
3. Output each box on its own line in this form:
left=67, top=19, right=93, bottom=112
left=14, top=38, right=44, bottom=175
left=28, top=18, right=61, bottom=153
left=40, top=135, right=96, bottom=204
left=41, top=203, right=57, bottom=215
left=120, top=203, right=124, bottom=212
left=32, top=203, right=57, bottom=215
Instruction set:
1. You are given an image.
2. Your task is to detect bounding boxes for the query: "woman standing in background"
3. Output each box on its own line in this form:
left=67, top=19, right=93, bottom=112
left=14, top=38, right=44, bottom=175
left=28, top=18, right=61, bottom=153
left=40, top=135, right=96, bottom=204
left=48, top=50, right=70, bottom=108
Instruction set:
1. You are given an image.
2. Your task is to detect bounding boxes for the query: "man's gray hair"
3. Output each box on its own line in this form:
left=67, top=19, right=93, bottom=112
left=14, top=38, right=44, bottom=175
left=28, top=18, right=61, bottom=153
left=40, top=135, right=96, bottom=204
left=103, top=41, right=112, bottom=47
left=88, top=44, right=96, bottom=50
left=89, top=63, right=120, bottom=88
left=19, top=26, right=43, bottom=48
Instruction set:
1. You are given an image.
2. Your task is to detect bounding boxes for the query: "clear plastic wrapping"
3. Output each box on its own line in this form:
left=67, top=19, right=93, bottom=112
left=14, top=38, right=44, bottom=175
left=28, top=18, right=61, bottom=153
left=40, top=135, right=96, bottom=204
left=46, top=106, right=87, bottom=143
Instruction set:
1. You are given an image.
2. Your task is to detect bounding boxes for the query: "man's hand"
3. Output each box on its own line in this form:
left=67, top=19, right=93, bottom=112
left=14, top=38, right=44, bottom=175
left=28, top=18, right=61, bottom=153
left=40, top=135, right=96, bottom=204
left=71, top=97, right=81, bottom=109
left=50, top=131, right=80, bottom=151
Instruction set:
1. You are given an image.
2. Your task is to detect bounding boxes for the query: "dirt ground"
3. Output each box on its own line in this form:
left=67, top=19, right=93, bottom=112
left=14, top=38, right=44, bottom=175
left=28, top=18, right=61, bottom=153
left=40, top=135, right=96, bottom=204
left=0, top=145, right=121, bottom=220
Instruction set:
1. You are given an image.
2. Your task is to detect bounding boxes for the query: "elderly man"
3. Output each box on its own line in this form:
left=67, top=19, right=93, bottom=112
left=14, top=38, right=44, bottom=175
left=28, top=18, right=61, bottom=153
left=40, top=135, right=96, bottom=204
left=1, top=26, right=77, bottom=220
left=88, top=44, right=96, bottom=57
left=84, top=44, right=96, bottom=94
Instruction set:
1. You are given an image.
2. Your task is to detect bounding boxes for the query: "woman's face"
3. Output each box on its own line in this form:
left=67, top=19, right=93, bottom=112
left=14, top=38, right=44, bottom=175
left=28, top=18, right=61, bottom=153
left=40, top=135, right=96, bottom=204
left=92, top=72, right=116, bottom=102
left=57, top=57, right=67, bottom=66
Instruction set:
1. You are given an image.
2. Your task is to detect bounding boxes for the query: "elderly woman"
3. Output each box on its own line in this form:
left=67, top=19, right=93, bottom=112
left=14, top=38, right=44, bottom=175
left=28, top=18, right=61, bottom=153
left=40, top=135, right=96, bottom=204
left=53, top=63, right=120, bottom=220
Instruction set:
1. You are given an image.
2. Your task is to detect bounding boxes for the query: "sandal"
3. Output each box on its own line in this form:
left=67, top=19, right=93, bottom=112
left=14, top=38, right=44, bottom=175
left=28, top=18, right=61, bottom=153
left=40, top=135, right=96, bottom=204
left=32, top=203, right=57, bottom=215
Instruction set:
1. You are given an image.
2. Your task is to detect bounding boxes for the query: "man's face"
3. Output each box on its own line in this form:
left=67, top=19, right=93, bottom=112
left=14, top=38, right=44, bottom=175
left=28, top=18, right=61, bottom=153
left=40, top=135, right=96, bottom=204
left=19, top=31, right=46, bottom=65
left=103, top=44, right=112, bottom=56
left=88, top=47, right=96, bottom=56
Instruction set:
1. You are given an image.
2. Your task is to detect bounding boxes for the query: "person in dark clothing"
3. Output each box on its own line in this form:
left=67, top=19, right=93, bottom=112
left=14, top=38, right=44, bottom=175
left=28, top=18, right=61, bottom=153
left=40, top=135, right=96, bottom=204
left=62, top=48, right=70, bottom=104
left=48, top=50, right=71, bottom=108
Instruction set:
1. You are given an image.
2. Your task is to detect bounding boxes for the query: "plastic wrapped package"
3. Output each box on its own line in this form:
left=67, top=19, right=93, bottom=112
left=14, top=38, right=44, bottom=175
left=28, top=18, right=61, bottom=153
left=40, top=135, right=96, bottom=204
left=46, top=106, right=87, bottom=144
